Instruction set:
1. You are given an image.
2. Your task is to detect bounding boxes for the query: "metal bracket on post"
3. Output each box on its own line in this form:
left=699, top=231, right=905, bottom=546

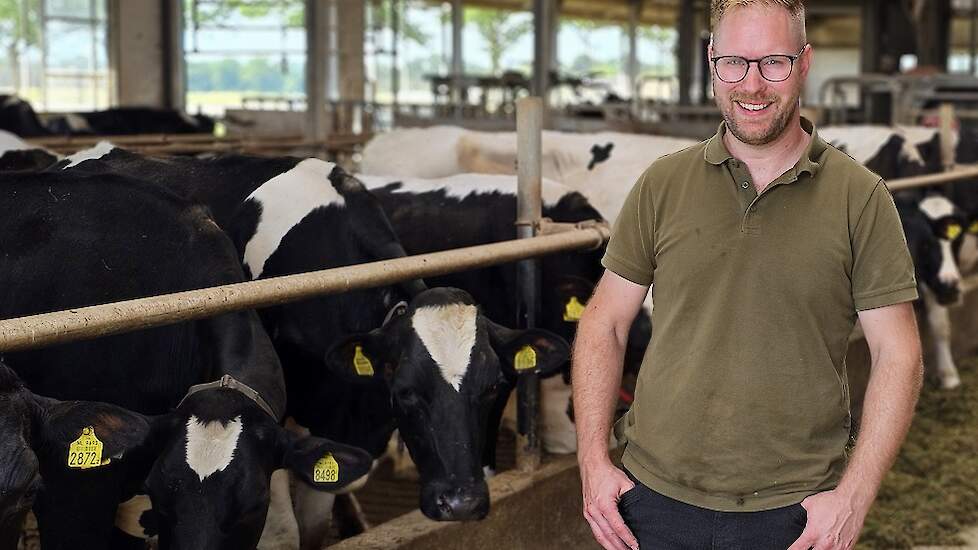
left=515, top=96, right=543, bottom=473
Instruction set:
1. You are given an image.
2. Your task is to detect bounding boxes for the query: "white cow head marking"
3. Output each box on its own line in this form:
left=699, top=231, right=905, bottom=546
left=411, top=304, right=478, bottom=391
left=185, top=415, right=243, bottom=481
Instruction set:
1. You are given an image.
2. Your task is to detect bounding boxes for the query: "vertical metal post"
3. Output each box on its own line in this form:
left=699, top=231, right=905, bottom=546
left=515, top=97, right=543, bottom=473
left=677, top=0, right=694, bottom=106
left=306, top=0, right=328, bottom=141
left=451, top=0, right=463, bottom=120
left=391, top=0, right=401, bottom=111
left=627, top=0, right=640, bottom=108
left=532, top=0, right=553, bottom=113
left=940, top=103, right=956, bottom=172
left=971, top=0, right=978, bottom=75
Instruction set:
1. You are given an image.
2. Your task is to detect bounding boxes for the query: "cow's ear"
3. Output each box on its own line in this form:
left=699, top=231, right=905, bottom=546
left=278, top=429, right=373, bottom=493
left=31, top=396, right=173, bottom=472
left=486, top=320, right=570, bottom=380
left=554, top=275, right=594, bottom=323
left=323, top=326, right=396, bottom=384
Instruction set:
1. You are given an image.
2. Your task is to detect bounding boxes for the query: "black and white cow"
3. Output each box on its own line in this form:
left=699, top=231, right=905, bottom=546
left=58, top=146, right=571, bottom=547
left=45, top=107, right=215, bottom=136
left=0, top=172, right=373, bottom=549
left=0, top=96, right=49, bottom=137
left=0, top=129, right=58, bottom=172
left=822, top=125, right=972, bottom=389
left=0, top=361, right=189, bottom=550
left=359, top=173, right=651, bottom=460
left=360, top=126, right=697, bottom=222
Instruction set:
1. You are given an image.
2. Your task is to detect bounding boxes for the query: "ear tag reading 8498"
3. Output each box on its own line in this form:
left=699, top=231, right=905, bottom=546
left=353, top=344, right=374, bottom=376
left=514, top=345, right=537, bottom=372
left=67, top=426, right=109, bottom=470
left=563, top=296, right=586, bottom=322
left=313, top=453, right=340, bottom=483
left=946, top=223, right=963, bottom=241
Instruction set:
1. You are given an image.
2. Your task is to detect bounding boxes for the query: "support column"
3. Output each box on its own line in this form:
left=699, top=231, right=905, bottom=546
left=161, top=0, right=184, bottom=110
left=451, top=0, right=463, bottom=118
left=627, top=0, right=641, bottom=98
left=337, top=0, right=365, bottom=133
left=916, top=0, right=951, bottom=70
left=970, top=0, right=977, bottom=75
left=306, top=0, right=330, bottom=140
left=677, top=0, right=694, bottom=106
left=532, top=0, right=556, bottom=111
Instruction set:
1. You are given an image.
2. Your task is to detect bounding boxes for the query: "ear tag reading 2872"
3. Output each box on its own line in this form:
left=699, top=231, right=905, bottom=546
left=313, top=453, right=340, bottom=483
left=67, top=426, right=109, bottom=470
left=514, top=345, right=537, bottom=372
left=563, top=296, right=586, bottom=322
left=353, top=344, right=374, bottom=376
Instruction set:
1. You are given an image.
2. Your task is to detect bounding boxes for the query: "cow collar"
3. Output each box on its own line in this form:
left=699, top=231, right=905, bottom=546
left=177, top=374, right=277, bottom=419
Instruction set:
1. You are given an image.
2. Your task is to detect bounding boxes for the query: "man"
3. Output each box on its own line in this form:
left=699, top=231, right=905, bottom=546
left=573, top=1, right=924, bottom=549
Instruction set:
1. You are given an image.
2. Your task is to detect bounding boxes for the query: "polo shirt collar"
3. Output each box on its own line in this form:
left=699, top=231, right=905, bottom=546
left=704, top=116, right=827, bottom=178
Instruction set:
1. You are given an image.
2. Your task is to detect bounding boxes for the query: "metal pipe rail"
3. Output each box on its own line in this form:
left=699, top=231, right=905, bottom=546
left=887, top=165, right=978, bottom=191
left=0, top=224, right=609, bottom=353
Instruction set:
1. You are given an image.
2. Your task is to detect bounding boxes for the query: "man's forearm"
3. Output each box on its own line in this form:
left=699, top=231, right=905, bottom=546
left=837, top=350, right=923, bottom=509
left=573, top=315, right=629, bottom=464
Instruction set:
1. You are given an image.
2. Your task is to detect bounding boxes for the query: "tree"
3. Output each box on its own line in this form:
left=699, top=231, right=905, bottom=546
left=0, top=0, right=41, bottom=91
left=465, top=7, right=531, bottom=75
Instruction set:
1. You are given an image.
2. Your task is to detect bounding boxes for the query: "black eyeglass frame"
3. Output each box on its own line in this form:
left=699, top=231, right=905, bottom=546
left=710, top=46, right=808, bottom=83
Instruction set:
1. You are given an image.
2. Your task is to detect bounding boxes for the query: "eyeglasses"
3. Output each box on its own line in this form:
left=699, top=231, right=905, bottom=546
left=710, top=46, right=806, bottom=83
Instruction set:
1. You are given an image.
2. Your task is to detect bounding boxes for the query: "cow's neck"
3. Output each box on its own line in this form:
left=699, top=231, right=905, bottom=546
left=723, top=120, right=811, bottom=193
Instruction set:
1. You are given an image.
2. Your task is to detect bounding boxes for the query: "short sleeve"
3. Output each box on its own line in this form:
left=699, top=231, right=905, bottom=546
left=851, top=181, right=918, bottom=311
left=601, top=171, right=655, bottom=286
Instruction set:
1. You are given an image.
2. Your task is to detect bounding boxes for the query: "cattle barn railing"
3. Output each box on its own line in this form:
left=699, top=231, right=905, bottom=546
left=0, top=222, right=608, bottom=353
left=27, top=133, right=372, bottom=158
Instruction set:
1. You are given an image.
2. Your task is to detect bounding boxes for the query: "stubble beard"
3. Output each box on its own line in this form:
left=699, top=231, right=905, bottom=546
left=716, top=84, right=801, bottom=146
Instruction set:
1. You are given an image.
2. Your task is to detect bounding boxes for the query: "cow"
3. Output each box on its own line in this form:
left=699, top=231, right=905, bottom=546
left=45, top=107, right=215, bottom=136
left=0, top=172, right=373, bottom=549
left=815, top=126, right=976, bottom=390
left=57, top=146, right=571, bottom=547
left=0, top=95, right=49, bottom=137
left=358, top=173, right=651, bottom=461
left=360, top=126, right=697, bottom=222
left=0, top=360, right=192, bottom=550
left=0, top=130, right=58, bottom=172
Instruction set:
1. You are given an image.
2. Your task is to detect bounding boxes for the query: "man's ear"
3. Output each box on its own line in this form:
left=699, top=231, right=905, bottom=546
left=323, top=325, right=396, bottom=385
left=277, top=428, right=373, bottom=493
left=31, top=395, right=173, bottom=473
left=486, top=320, right=571, bottom=381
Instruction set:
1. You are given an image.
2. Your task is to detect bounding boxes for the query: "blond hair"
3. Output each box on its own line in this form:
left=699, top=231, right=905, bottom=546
left=710, top=0, right=807, bottom=46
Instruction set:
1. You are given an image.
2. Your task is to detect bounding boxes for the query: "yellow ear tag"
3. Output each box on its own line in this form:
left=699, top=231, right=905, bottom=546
left=353, top=344, right=374, bottom=376
left=313, top=453, right=340, bottom=483
left=946, top=224, right=963, bottom=240
left=969, top=221, right=978, bottom=234
left=514, top=345, right=537, bottom=372
left=563, top=296, right=586, bottom=322
left=67, top=426, right=109, bottom=470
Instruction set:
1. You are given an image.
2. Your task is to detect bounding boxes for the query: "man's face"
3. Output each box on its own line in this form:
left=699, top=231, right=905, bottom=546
left=710, top=6, right=811, bottom=146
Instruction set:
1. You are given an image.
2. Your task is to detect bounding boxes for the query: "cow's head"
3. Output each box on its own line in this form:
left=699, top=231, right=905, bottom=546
left=0, top=365, right=42, bottom=550
left=326, top=287, right=569, bottom=521
left=898, top=192, right=964, bottom=305
left=138, top=388, right=371, bottom=549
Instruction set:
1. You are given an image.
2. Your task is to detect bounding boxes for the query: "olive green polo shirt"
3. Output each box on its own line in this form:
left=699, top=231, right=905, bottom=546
left=603, top=118, right=917, bottom=512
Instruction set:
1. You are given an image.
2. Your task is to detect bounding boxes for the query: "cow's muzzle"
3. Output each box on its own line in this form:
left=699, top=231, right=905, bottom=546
left=420, top=479, right=490, bottom=521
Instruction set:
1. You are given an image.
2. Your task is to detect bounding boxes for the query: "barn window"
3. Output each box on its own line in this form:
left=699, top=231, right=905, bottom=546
left=0, top=0, right=110, bottom=112
left=182, top=0, right=307, bottom=117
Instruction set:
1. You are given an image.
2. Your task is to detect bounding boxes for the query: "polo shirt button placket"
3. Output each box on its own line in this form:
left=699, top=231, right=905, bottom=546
left=741, top=181, right=749, bottom=189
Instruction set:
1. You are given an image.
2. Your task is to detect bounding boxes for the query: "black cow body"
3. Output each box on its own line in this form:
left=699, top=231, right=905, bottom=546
left=0, top=173, right=370, bottom=549
left=0, top=96, right=49, bottom=137
left=46, top=107, right=214, bottom=136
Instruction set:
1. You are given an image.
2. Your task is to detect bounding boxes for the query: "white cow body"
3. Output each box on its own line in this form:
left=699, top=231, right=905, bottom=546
left=361, top=127, right=696, bottom=222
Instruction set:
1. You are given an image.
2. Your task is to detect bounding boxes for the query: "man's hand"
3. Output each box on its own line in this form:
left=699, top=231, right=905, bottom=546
left=580, top=457, right=639, bottom=550
left=786, top=489, right=870, bottom=550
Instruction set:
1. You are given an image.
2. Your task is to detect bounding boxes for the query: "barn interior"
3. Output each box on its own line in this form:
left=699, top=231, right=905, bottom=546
left=4, top=1, right=978, bottom=549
